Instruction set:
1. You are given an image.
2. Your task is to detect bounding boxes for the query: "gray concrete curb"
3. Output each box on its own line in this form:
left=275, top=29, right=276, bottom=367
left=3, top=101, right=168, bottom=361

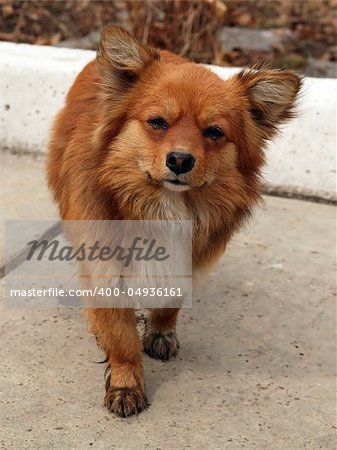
left=1, top=42, right=336, bottom=202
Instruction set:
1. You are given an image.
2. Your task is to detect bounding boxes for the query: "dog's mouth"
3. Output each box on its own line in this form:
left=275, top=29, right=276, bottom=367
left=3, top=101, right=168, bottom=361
left=146, top=172, right=191, bottom=192
left=163, top=179, right=191, bottom=192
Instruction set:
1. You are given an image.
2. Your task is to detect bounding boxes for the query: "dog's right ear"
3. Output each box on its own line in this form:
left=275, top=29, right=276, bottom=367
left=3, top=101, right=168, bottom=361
left=97, top=26, right=160, bottom=94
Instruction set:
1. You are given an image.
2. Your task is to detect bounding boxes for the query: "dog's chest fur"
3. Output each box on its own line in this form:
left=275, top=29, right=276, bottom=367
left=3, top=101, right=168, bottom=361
left=159, top=191, right=191, bottom=221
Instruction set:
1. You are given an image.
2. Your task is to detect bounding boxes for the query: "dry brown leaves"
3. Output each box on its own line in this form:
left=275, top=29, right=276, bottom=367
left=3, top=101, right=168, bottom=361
left=0, top=0, right=336, bottom=69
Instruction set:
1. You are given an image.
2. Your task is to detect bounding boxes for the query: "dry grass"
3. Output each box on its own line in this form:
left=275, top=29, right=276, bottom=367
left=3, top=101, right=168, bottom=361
left=1, top=0, right=336, bottom=68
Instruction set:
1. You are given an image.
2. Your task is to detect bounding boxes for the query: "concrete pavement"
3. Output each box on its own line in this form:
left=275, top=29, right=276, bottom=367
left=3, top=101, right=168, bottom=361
left=0, top=152, right=336, bottom=449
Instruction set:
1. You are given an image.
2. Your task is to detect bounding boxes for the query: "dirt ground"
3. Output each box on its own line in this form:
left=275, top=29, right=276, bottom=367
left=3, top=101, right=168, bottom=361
left=1, top=0, right=336, bottom=76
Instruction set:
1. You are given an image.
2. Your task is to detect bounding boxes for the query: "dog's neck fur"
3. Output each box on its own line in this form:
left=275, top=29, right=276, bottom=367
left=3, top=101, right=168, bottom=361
left=111, top=184, right=257, bottom=269
left=158, top=190, right=191, bottom=221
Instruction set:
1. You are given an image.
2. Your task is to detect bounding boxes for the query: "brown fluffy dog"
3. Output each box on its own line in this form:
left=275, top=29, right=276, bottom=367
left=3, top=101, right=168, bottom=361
left=47, top=26, right=301, bottom=417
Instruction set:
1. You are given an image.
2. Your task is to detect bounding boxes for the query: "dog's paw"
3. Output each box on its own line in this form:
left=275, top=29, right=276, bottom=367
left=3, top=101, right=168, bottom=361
left=143, top=330, right=179, bottom=360
left=104, top=385, right=148, bottom=417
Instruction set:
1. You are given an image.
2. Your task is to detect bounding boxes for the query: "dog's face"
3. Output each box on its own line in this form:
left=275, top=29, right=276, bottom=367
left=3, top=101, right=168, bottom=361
left=122, top=66, right=249, bottom=193
left=97, top=27, right=301, bottom=197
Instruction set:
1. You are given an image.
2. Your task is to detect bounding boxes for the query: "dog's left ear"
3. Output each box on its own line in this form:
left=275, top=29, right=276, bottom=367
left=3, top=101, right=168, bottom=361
left=97, top=26, right=160, bottom=94
left=237, top=67, right=302, bottom=139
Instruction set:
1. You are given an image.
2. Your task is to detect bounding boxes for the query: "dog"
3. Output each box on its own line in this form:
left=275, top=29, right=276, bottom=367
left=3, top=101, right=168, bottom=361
left=47, top=25, right=301, bottom=417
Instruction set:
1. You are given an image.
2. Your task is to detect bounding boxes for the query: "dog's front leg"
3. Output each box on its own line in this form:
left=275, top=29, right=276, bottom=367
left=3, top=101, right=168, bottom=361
left=143, top=308, right=180, bottom=360
left=87, top=307, right=148, bottom=417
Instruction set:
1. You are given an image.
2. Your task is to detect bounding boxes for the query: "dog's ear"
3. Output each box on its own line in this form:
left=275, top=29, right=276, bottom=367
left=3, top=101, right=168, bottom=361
left=97, top=26, right=160, bottom=94
left=237, top=66, right=302, bottom=140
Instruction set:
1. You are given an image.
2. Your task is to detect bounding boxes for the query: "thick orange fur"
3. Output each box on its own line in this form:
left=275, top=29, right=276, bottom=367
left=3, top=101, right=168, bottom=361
left=47, top=26, right=301, bottom=417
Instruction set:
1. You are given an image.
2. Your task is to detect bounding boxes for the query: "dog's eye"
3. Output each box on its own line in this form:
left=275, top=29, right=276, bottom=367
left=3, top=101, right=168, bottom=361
left=203, top=126, right=225, bottom=140
left=147, top=117, right=168, bottom=130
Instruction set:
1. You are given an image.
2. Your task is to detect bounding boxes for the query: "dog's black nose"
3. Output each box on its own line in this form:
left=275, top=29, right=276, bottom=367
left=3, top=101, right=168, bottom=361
left=166, top=152, right=195, bottom=175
